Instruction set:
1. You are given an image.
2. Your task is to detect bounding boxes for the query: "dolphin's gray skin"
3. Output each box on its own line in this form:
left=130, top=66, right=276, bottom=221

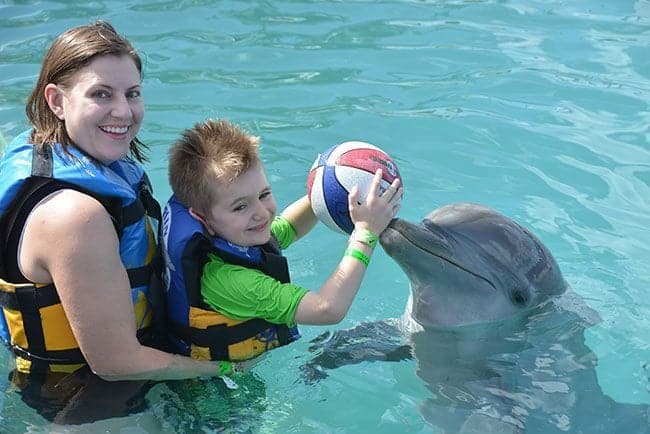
left=379, top=202, right=568, bottom=328
left=303, top=203, right=649, bottom=434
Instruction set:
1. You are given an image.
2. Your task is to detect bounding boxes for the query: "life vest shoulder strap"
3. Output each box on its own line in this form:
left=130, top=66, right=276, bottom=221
left=1, top=178, right=121, bottom=282
left=120, top=172, right=161, bottom=230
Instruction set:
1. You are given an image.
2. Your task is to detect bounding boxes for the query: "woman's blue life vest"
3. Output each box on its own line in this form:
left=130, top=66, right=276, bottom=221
left=0, top=130, right=162, bottom=374
left=161, top=195, right=300, bottom=362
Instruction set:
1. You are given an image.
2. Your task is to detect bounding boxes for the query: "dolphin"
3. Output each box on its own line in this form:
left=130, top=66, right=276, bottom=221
left=303, top=203, right=649, bottom=434
left=379, top=202, right=568, bottom=329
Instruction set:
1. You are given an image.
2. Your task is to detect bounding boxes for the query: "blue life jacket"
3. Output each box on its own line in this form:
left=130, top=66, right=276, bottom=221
left=161, top=195, right=299, bottom=361
left=0, top=130, right=161, bottom=374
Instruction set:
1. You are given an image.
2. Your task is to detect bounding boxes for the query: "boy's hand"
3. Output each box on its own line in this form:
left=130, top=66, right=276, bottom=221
left=348, top=169, right=402, bottom=235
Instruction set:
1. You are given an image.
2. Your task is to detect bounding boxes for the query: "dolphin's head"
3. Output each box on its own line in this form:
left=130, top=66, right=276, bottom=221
left=380, top=203, right=568, bottom=328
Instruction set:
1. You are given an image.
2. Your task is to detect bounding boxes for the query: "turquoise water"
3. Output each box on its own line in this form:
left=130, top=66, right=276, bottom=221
left=1, top=1, right=649, bottom=432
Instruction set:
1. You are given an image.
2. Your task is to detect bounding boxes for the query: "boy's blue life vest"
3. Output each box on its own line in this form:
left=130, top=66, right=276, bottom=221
left=0, top=131, right=162, bottom=374
left=161, top=195, right=300, bottom=361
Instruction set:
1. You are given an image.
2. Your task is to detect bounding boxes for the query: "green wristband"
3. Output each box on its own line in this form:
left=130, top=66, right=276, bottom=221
left=218, top=361, right=232, bottom=376
left=349, top=228, right=378, bottom=249
left=344, top=247, right=370, bottom=267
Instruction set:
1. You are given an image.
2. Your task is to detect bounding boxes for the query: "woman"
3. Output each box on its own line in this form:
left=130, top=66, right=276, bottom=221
left=0, top=20, right=232, bottom=423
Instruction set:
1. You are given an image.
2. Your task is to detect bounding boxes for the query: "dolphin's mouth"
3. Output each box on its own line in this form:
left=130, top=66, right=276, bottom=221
left=382, top=220, right=498, bottom=291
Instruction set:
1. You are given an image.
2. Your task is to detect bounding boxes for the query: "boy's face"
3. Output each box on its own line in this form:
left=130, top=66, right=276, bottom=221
left=198, top=163, right=277, bottom=247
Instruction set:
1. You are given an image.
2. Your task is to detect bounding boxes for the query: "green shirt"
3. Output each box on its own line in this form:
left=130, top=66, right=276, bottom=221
left=200, top=216, right=308, bottom=326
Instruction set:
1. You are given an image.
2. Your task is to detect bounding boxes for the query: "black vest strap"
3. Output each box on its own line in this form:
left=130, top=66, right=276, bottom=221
left=11, top=345, right=85, bottom=366
left=127, top=265, right=153, bottom=289
left=121, top=173, right=161, bottom=229
left=121, top=197, right=146, bottom=228
left=139, top=172, right=162, bottom=222
left=138, top=174, right=166, bottom=350
left=3, top=179, right=91, bottom=283
left=169, top=317, right=290, bottom=361
left=0, top=283, right=59, bottom=311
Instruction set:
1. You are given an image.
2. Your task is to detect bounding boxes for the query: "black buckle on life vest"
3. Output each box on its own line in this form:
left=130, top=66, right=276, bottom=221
left=31, top=145, right=54, bottom=178
left=127, top=265, right=153, bottom=289
left=12, top=345, right=85, bottom=365
left=0, top=283, right=60, bottom=311
left=11, top=345, right=85, bottom=373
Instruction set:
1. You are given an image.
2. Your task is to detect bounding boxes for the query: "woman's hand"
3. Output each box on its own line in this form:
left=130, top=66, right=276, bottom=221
left=348, top=169, right=402, bottom=235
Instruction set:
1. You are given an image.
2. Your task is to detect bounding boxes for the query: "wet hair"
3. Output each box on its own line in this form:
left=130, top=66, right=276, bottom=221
left=168, top=119, right=261, bottom=213
left=26, top=20, right=149, bottom=162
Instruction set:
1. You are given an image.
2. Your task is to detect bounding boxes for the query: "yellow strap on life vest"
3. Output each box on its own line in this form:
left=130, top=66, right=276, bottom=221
left=187, top=306, right=283, bottom=362
left=0, top=278, right=33, bottom=292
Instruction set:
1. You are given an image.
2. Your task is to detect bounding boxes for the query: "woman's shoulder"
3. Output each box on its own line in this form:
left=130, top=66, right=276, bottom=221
left=32, top=188, right=116, bottom=233
left=19, top=188, right=121, bottom=284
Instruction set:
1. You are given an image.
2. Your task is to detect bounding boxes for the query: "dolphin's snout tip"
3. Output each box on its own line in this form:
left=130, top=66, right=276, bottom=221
left=387, top=218, right=399, bottom=228
left=379, top=218, right=402, bottom=246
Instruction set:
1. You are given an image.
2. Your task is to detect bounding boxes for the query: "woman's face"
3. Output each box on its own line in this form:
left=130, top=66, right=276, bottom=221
left=46, top=54, right=143, bottom=163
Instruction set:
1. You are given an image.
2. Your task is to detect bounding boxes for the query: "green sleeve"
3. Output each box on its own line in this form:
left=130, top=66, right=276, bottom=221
left=201, top=253, right=308, bottom=326
left=271, top=216, right=296, bottom=250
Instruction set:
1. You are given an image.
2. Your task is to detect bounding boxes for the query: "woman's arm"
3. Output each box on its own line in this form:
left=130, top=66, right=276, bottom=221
left=19, top=189, right=226, bottom=381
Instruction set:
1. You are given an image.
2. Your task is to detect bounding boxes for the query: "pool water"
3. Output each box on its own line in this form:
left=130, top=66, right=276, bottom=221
left=0, top=1, right=649, bottom=433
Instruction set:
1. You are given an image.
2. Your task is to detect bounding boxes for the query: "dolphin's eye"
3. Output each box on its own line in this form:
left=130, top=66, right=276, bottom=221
left=511, top=289, right=529, bottom=306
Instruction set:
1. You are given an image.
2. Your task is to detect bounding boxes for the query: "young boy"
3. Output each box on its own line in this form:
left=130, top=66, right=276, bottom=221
left=162, top=119, right=401, bottom=364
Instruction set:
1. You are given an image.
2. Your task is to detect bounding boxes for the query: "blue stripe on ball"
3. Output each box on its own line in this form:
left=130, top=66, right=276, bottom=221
left=320, top=144, right=338, bottom=164
left=322, top=163, right=354, bottom=234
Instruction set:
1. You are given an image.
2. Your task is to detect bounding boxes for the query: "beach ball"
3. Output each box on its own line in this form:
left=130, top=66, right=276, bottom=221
left=306, top=141, right=402, bottom=234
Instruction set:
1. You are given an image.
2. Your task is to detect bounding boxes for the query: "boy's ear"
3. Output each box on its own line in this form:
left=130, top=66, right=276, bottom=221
left=188, top=207, right=214, bottom=235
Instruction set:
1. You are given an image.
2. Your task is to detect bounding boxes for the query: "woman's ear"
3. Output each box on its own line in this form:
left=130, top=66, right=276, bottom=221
left=189, top=207, right=215, bottom=235
left=44, top=83, right=65, bottom=120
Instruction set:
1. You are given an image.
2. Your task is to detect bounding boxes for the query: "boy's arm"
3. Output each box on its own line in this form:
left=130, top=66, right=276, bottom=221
left=280, top=195, right=317, bottom=241
left=293, top=171, right=402, bottom=325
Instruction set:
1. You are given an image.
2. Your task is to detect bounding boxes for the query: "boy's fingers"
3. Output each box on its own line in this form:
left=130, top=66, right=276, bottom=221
left=348, top=185, right=360, bottom=208
left=366, top=169, right=383, bottom=198
left=383, top=179, right=402, bottom=201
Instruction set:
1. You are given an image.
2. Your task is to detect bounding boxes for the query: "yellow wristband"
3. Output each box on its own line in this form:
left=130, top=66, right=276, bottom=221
left=349, top=228, right=378, bottom=249
left=344, top=247, right=370, bottom=267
